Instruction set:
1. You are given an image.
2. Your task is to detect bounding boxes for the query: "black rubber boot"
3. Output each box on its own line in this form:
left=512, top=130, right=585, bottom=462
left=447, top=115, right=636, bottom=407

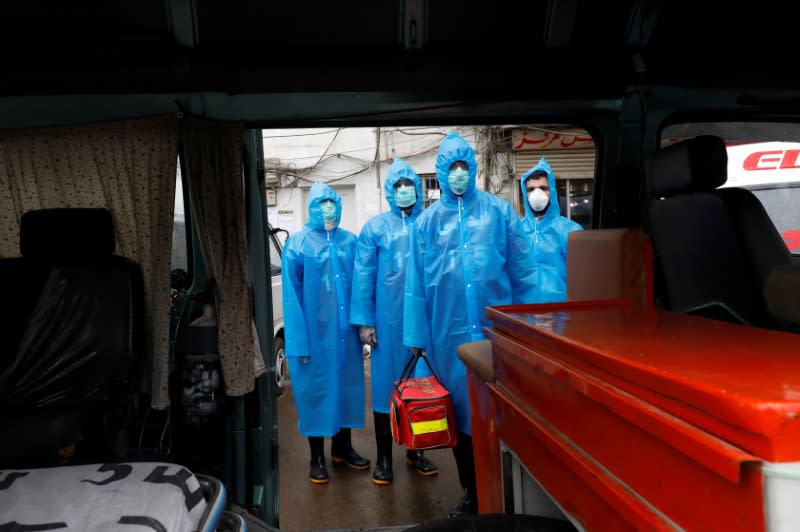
left=449, top=432, right=478, bottom=516
left=372, top=412, right=393, bottom=485
left=406, top=449, right=438, bottom=477
left=308, top=437, right=328, bottom=484
left=331, top=428, right=370, bottom=471
left=448, top=488, right=478, bottom=518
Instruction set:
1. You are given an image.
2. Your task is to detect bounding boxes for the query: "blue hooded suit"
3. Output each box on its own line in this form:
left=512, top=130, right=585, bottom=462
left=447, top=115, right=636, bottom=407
left=350, top=158, right=424, bottom=414
left=282, top=183, right=365, bottom=437
left=402, top=132, right=537, bottom=435
left=519, top=157, right=584, bottom=303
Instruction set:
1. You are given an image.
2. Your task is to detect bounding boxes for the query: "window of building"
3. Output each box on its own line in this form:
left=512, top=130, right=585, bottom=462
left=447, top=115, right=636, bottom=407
left=420, top=172, right=439, bottom=207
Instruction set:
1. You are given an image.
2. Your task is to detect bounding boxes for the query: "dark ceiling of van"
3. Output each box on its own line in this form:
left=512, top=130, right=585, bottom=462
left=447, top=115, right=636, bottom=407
left=1, top=0, right=793, bottom=99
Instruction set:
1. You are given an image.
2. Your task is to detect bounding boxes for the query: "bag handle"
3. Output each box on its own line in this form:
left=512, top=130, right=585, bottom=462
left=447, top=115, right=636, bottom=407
left=395, top=349, right=443, bottom=393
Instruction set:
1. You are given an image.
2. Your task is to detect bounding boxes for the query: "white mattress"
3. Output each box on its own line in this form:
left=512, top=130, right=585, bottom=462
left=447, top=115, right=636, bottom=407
left=0, top=462, right=210, bottom=531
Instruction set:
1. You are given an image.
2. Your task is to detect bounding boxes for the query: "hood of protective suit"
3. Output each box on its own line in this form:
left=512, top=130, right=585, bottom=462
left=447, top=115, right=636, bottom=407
left=384, top=157, right=424, bottom=217
left=306, top=182, right=342, bottom=230
left=520, top=157, right=560, bottom=223
left=436, top=131, right=478, bottom=201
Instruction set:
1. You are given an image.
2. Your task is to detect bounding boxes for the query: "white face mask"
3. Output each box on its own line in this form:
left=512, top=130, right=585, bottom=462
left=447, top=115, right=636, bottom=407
left=528, top=188, right=549, bottom=212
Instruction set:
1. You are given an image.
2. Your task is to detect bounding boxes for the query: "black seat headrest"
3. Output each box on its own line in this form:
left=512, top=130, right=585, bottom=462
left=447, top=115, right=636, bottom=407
left=649, top=135, right=728, bottom=197
left=20, top=208, right=116, bottom=263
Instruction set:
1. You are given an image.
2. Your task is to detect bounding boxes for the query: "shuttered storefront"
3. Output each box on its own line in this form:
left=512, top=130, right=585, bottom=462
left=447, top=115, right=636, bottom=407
left=513, top=148, right=596, bottom=181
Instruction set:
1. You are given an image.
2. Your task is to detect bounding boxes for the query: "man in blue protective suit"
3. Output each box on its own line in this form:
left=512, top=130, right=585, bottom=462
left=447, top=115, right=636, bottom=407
left=282, top=182, right=370, bottom=484
left=519, top=157, right=583, bottom=303
left=403, top=131, right=537, bottom=516
left=351, top=158, right=438, bottom=486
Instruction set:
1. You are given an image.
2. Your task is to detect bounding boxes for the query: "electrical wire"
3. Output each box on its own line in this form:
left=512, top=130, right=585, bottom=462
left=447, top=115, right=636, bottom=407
left=298, top=128, right=342, bottom=175
left=275, top=132, right=442, bottom=164
left=262, top=128, right=340, bottom=138
left=268, top=126, right=518, bottom=188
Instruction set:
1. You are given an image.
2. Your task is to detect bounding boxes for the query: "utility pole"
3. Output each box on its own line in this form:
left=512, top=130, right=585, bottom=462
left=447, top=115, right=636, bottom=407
left=375, top=127, right=382, bottom=212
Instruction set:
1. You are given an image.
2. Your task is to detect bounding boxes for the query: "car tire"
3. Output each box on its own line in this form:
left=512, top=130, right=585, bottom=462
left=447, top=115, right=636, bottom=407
left=274, top=336, right=288, bottom=396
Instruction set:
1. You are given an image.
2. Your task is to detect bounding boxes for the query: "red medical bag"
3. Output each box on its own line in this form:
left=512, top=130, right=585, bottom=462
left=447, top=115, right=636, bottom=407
left=390, top=351, right=457, bottom=450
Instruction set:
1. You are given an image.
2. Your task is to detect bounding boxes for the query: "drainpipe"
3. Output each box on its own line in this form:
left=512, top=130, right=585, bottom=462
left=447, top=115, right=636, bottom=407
left=565, top=179, right=572, bottom=219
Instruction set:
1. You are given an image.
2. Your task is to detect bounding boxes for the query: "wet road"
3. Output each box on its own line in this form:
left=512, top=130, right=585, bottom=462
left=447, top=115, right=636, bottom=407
left=277, top=357, right=462, bottom=532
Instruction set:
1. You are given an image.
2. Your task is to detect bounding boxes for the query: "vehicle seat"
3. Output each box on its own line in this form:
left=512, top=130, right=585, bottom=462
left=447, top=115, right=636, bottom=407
left=763, top=263, right=800, bottom=331
left=645, top=135, right=791, bottom=328
left=566, top=227, right=651, bottom=306
left=0, top=208, right=144, bottom=467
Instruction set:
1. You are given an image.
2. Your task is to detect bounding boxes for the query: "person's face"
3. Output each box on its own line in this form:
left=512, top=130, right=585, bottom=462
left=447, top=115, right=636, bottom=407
left=320, top=199, right=337, bottom=222
left=393, top=177, right=417, bottom=208
left=394, top=177, right=414, bottom=189
left=449, top=161, right=469, bottom=172
left=525, top=176, right=550, bottom=199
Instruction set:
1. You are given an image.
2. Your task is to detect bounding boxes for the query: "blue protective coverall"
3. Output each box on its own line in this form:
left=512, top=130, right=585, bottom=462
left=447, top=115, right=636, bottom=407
left=350, top=158, right=423, bottom=414
left=282, top=183, right=365, bottom=437
left=519, top=157, right=584, bottom=303
left=402, top=132, right=537, bottom=435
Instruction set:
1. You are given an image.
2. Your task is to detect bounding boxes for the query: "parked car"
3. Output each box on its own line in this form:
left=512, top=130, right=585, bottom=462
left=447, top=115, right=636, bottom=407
left=268, top=225, right=289, bottom=396
left=172, top=209, right=289, bottom=396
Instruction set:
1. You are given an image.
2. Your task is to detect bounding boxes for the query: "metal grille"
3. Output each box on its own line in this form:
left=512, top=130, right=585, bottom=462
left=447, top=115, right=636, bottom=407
left=513, top=149, right=596, bottom=181
left=419, top=172, right=439, bottom=207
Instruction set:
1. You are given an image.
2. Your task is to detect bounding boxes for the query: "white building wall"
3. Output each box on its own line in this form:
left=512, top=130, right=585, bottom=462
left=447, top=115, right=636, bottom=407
left=263, top=126, right=483, bottom=242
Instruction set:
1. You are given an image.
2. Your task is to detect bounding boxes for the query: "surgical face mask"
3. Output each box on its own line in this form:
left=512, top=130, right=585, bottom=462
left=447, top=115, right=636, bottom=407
left=448, top=167, right=470, bottom=195
left=320, top=200, right=338, bottom=222
left=394, top=184, right=417, bottom=208
left=528, top=188, right=549, bottom=212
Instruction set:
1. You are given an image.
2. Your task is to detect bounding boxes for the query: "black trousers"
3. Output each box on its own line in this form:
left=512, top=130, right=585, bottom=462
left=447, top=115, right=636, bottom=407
left=452, top=432, right=477, bottom=504
left=373, top=411, right=393, bottom=461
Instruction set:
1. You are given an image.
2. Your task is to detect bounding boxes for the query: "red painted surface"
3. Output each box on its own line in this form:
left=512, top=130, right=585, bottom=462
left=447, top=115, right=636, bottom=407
left=784, top=229, right=800, bottom=251
left=487, top=303, right=800, bottom=462
left=466, top=371, right=503, bottom=514
left=466, top=302, right=800, bottom=530
left=492, top=385, right=674, bottom=531
left=486, top=327, right=765, bottom=530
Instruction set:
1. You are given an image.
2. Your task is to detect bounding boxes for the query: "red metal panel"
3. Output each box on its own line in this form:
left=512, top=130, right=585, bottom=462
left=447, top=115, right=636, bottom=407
left=467, top=371, right=503, bottom=514
left=488, top=327, right=765, bottom=530
left=487, top=303, right=800, bottom=462
left=492, top=385, right=671, bottom=531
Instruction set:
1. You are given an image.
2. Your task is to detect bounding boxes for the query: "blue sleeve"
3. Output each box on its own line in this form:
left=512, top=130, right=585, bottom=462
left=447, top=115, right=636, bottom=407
left=505, top=209, right=538, bottom=304
left=282, top=236, right=309, bottom=358
left=403, top=222, right=431, bottom=351
left=412, top=352, right=433, bottom=379
left=350, top=223, right=378, bottom=327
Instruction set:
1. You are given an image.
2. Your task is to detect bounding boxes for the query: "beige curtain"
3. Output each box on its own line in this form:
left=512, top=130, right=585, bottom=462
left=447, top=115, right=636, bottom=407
left=180, top=118, right=266, bottom=397
left=0, top=115, right=178, bottom=408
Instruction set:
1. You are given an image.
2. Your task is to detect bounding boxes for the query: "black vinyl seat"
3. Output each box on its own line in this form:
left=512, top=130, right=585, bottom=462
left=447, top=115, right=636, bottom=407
left=645, top=135, right=791, bottom=328
left=0, top=208, right=144, bottom=467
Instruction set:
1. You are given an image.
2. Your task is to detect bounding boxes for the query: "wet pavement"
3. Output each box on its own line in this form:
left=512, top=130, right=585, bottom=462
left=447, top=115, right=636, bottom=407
left=277, top=357, right=462, bottom=532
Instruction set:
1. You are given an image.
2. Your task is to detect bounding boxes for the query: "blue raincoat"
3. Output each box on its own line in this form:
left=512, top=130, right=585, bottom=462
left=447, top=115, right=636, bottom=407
left=519, top=157, right=584, bottom=303
left=282, top=183, right=365, bottom=437
left=350, top=158, right=424, bottom=414
left=403, top=132, right=537, bottom=435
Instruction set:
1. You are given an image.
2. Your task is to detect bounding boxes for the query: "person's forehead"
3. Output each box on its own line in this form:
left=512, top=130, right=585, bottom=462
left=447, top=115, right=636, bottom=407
left=450, top=160, right=468, bottom=167
left=526, top=175, right=549, bottom=187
